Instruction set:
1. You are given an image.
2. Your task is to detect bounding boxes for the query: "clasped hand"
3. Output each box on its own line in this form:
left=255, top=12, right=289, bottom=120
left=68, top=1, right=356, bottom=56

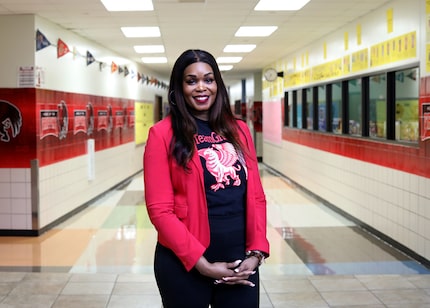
left=195, top=256, right=259, bottom=287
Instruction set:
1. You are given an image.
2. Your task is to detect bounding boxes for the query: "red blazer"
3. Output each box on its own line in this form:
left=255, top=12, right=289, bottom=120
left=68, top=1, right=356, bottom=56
left=144, top=116, right=269, bottom=271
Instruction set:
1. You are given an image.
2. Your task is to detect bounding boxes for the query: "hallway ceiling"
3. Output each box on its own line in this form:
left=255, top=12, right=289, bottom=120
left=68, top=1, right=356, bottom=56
left=0, top=0, right=391, bottom=84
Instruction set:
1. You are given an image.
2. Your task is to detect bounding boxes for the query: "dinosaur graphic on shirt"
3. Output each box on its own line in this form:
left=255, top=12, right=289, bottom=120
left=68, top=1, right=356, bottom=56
left=198, top=142, right=242, bottom=192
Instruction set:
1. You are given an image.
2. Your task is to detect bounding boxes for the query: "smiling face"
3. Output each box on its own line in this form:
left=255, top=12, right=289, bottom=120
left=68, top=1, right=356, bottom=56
left=182, top=62, right=217, bottom=121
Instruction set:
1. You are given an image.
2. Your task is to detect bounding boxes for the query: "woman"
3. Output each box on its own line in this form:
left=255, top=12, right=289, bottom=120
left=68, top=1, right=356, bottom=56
left=144, top=49, right=269, bottom=308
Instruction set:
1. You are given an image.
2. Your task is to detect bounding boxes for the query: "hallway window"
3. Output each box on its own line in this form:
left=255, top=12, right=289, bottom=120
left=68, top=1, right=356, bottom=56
left=305, top=87, right=313, bottom=130
left=369, top=73, right=387, bottom=139
left=297, top=89, right=303, bottom=128
left=395, top=67, right=419, bottom=142
left=331, top=82, right=342, bottom=134
left=318, top=85, right=326, bottom=131
left=348, top=78, right=362, bottom=136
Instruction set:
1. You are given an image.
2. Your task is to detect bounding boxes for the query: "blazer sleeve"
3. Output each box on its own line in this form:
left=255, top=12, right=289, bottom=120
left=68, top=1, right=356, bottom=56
left=143, top=122, right=206, bottom=271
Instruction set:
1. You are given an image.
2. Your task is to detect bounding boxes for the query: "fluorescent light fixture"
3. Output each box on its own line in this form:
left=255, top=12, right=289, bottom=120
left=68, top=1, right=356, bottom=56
left=235, top=26, right=278, bottom=37
left=121, top=27, right=160, bottom=38
left=100, top=0, right=153, bottom=11
left=223, top=44, right=256, bottom=53
left=216, top=57, right=242, bottom=64
left=141, top=57, right=167, bottom=63
left=254, top=0, right=310, bottom=11
left=134, top=45, right=165, bottom=53
left=218, top=65, right=233, bottom=71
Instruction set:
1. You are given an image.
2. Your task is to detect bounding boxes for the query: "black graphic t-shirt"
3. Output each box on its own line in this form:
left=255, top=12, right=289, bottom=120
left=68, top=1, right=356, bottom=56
left=195, top=118, right=247, bottom=217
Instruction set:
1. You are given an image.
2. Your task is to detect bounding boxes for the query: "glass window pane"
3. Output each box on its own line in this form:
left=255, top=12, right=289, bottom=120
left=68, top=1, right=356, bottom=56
left=297, top=90, right=303, bottom=128
left=395, top=68, right=419, bottom=142
left=369, top=74, right=387, bottom=138
left=331, top=82, right=342, bottom=134
left=305, top=88, right=313, bottom=130
left=288, top=91, right=293, bottom=127
left=348, top=78, right=362, bottom=135
left=318, top=86, right=326, bottom=131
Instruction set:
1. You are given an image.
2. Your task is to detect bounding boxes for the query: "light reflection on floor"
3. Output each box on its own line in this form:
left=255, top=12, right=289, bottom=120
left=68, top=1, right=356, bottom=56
left=0, top=164, right=429, bottom=276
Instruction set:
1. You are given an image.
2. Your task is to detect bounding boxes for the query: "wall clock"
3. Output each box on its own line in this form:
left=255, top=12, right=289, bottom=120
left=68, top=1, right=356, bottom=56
left=264, top=68, right=278, bottom=82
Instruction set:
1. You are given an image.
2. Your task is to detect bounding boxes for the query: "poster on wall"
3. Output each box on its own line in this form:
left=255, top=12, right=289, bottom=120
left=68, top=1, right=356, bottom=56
left=0, top=88, right=136, bottom=168
left=421, top=103, right=430, bottom=141
left=73, top=110, right=87, bottom=135
left=135, top=102, right=153, bottom=145
left=35, top=89, right=135, bottom=166
left=39, top=100, right=68, bottom=140
left=18, top=66, right=44, bottom=88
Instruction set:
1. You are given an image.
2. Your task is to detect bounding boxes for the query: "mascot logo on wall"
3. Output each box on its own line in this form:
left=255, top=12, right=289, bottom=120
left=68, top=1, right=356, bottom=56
left=0, top=100, right=22, bottom=142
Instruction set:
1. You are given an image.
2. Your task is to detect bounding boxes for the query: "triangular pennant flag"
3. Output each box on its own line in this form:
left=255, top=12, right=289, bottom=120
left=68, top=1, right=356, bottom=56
left=371, top=76, right=380, bottom=83
left=86, top=51, right=96, bottom=66
left=396, top=72, right=404, bottom=83
left=407, top=70, right=416, bottom=81
left=99, top=62, right=106, bottom=71
left=137, top=73, right=142, bottom=82
left=57, top=39, right=70, bottom=58
left=124, top=66, right=129, bottom=77
left=72, top=47, right=80, bottom=60
left=111, top=61, right=118, bottom=73
left=36, top=29, right=51, bottom=51
left=118, top=66, right=124, bottom=74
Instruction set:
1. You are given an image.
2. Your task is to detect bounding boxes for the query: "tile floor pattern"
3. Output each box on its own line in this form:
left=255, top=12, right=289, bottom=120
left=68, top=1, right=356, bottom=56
left=0, top=164, right=429, bottom=307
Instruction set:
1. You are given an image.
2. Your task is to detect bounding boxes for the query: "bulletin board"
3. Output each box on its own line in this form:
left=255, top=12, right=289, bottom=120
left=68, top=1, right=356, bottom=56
left=135, top=102, right=153, bottom=145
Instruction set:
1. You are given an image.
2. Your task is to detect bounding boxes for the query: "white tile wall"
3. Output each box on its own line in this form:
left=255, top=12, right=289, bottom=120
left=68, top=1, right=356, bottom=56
left=38, top=142, right=144, bottom=228
left=263, top=140, right=430, bottom=263
left=0, top=168, right=32, bottom=230
left=0, top=142, right=144, bottom=232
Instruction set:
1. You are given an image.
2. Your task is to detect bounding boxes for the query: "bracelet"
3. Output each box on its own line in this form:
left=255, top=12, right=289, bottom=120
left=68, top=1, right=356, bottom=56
left=246, top=250, right=266, bottom=266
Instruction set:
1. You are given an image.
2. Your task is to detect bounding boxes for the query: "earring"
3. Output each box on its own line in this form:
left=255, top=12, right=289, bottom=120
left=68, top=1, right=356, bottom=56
left=169, top=91, right=176, bottom=105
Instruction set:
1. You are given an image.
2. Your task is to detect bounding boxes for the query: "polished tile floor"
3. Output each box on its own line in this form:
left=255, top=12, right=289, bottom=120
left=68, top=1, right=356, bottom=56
left=0, top=164, right=430, bottom=307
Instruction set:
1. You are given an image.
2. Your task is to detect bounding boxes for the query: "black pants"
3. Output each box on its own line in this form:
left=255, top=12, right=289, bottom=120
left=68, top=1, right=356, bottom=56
left=154, top=214, right=259, bottom=308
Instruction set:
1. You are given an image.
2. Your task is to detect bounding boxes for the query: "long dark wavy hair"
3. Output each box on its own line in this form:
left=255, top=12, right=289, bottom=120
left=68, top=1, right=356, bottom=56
left=168, top=49, right=245, bottom=169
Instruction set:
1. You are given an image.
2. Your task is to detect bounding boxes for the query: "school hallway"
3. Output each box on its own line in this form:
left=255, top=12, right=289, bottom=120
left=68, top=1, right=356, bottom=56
left=0, top=164, right=429, bottom=308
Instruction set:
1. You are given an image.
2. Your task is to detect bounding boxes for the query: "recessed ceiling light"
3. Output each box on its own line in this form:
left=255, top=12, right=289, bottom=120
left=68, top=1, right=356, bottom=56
left=224, top=44, right=256, bottom=53
left=219, top=65, right=233, bottom=71
left=235, top=26, right=278, bottom=37
left=100, top=0, right=154, bottom=11
left=254, top=0, right=310, bottom=11
left=216, top=57, right=242, bottom=64
left=121, top=27, right=161, bottom=38
left=141, top=57, right=167, bottom=63
left=134, top=45, right=165, bottom=53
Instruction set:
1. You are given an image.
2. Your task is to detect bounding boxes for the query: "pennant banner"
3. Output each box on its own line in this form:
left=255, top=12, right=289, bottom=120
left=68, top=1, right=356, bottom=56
left=99, top=62, right=106, bottom=71
left=36, top=29, right=51, bottom=51
left=111, top=62, right=118, bottom=73
left=57, top=39, right=70, bottom=58
left=34, top=30, right=169, bottom=89
left=72, top=47, right=80, bottom=60
left=86, top=51, right=96, bottom=66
